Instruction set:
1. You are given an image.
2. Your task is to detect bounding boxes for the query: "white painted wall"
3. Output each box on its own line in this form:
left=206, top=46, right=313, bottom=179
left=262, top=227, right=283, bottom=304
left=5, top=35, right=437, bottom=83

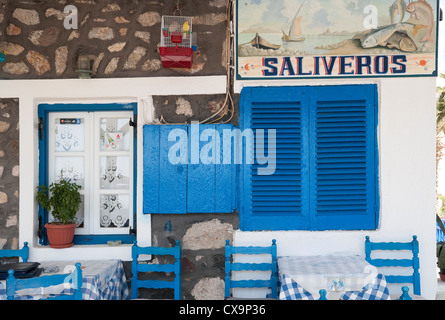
left=0, top=76, right=227, bottom=262
left=0, top=75, right=438, bottom=299
left=233, top=77, right=438, bottom=299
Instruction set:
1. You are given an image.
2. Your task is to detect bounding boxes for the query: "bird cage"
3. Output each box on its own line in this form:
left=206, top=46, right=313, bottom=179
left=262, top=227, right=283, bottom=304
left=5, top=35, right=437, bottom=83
left=160, top=15, right=194, bottom=68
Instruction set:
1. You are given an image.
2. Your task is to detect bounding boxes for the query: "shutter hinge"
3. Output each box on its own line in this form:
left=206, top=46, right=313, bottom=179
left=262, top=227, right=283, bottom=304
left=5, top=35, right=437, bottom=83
left=37, top=215, right=43, bottom=239
left=129, top=117, right=137, bottom=134
left=38, top=117, right=44, bottom=141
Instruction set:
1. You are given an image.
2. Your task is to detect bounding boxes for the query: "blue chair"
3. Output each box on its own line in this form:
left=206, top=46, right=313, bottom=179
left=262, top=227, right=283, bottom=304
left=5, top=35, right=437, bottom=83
left=224, top=239, right=278, bottom=299
left=365, top=235, right=421, bottom=296
left=131, top=241, right=181, bottom=300
left=0, top=242, right=29, bottom=262
left=6, top=262, right=82, bottom=300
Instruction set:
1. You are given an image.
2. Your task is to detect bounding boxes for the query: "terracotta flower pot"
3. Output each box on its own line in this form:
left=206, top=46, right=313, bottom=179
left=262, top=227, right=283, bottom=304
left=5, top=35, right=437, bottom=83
left=45, top=223, right=76, bottom=248
left=439, top=271, right=445, bottom=282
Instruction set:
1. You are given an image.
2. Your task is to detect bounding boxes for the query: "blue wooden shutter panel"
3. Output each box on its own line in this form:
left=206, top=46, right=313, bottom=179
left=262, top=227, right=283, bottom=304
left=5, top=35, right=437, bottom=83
left=143, top=124, right=236, bottom=214
left=241, top=85, right=378, bottom=231
left=310, top=85, right=378, bottom=230
left=240, top=87, right=309, bottom=230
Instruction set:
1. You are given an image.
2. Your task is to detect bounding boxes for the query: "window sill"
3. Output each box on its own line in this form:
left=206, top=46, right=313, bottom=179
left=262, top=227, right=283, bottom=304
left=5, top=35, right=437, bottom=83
left=30, top=243, right=132, bottom=262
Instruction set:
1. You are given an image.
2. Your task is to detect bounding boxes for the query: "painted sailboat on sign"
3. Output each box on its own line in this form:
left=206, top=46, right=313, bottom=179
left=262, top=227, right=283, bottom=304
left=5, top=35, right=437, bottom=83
left=281, top=1, right=305, bottom=42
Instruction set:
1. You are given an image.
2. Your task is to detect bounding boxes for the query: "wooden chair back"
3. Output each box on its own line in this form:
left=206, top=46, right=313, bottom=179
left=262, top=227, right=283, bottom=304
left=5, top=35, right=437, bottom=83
left=6, top=262, right=82, bottom=300
left=365, top=235, right=421, bottom=295
left=131, top=241, right=181, bottom=300
left=0, top=242, right=29, bottom=262
left=224, top=239, right=278, bottom=299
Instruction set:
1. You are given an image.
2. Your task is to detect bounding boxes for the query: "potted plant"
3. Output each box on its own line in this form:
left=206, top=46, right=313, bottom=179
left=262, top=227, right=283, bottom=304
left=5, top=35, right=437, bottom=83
left=36, top=179, right=82, bottom=248
left=437, top=241, right=445, bottom=281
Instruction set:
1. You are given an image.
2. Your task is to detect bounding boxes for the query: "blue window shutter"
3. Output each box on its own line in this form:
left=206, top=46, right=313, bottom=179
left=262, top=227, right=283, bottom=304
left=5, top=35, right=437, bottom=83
left=159, top=125, right=188, bottom=213
left=240, top=85, right=379, bottom=231
left=215, top=124, right=237, bottom=213
left=240, top=87, right=310, bottom=231
left=143, top=125, right=188, bottom=214
left=143, top=125, right=160, bottom=214
left=309, top=84, right=378, bottom=230
left=187, top=124, right=216, bottom=213
left=187, top=124, right=236, bottom=213
left=143, top=124, right=236, bottom=214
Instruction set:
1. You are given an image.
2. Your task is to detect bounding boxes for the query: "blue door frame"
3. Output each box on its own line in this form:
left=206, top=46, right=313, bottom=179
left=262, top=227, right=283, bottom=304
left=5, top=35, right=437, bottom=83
left=37, top=103, right=138, bottom=245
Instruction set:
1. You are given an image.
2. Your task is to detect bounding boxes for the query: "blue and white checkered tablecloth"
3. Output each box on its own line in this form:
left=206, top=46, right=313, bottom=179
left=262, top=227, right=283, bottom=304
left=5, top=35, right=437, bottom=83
left=0, top=259, right=129, bottom=300
left=341, top=273, right=390, bottom=300
left=278, top=255, right=390, bottom=300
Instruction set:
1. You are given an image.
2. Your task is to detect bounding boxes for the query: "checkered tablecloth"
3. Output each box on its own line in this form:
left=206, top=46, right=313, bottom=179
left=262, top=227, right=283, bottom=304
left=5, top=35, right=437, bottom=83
left=0, top=259, right=129, bottom=300
left=278, top=255, right=390, bottom=300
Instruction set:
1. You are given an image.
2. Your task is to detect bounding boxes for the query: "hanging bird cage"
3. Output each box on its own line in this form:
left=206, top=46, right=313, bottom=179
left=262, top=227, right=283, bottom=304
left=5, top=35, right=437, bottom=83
left=160, top=15, right=194, bottom=68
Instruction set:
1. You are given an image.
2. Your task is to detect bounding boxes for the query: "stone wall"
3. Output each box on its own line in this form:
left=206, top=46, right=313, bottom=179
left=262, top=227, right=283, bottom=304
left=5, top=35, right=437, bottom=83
left=0, top=98, right=19, bottom=251
left=0, top=0, right=228, bottom=78
left=147, top=214, right=239, bottom=300
left=152, top=93, right=238, bottom=125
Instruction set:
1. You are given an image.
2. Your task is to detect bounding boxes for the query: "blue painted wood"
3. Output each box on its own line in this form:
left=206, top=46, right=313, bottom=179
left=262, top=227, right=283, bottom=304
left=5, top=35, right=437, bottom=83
left=0, top=242, right=29, bottom=262
left=135, top=279, right=177, bottom=289
left=142, top=124, right=236, bottom=214
left=224, top=239, right=278, bottom=299
left=398, top=286, right=412, bottom=300
left=6, top=262, right=82, bottom=300
left=137, top=264, right=176, bottom=273
left=240, top=86, right=309, bottom=231
left=231, top=263, right=273, bottom=271
left=143, top=125, right=160, bottom=214
left=131, top=240, right=181, bottom=300
left=309, top=84, right=377, bottom=230
left=187, top=124, right=215, bottom=213
left=240, top=85, right=378, bottom=231
left=216, top=124, right=235, bottom=213
left=365, top=235, right=421, bottom=296
left=159, top=125, right=187, bottom=213
left=437, top=220, right=445, bottom=242
left=318, top=289, right=327, bottom=300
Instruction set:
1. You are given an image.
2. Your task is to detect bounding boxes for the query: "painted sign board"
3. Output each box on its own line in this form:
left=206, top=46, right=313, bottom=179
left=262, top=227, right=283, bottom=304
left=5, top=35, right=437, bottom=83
left=236, top=0, right=438, bottom=79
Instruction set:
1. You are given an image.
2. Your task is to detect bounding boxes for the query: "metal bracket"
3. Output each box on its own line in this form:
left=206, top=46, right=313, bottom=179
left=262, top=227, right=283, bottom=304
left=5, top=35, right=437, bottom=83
left=129, top=117, right=137, bottom=135
left=38, top=117, right=44, bottom=141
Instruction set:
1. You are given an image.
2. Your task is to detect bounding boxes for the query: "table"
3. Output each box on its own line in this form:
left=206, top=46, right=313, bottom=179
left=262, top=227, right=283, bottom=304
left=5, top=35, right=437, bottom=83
left=0, top=259, right=129, bottom=300
left=278, top=255, right=390, bottom=300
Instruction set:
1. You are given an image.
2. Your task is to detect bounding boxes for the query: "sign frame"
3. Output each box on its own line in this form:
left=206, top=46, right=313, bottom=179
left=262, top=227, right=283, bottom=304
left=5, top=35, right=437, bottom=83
left=236, top=0, right=439, bottom=80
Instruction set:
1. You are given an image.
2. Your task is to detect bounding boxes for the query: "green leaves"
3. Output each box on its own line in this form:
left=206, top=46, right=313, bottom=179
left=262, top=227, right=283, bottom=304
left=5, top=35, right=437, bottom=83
left=36, top=179, right=82, bottom=225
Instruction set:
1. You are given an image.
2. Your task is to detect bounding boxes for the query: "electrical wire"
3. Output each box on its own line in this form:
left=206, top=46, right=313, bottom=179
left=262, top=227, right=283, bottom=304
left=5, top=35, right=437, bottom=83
left=200, top=0, right=234, bottom=124
left=160, top=0, right=234, bottom=125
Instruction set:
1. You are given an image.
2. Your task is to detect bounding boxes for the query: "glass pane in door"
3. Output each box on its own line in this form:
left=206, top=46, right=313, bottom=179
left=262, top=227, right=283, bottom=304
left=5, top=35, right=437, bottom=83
left=99, top=194, right=129, bottom=228
left=54, top=157, right=85, bottom=187
left=54, top=118, right=85, bottom=152
left=100, top=156, right=130, bottom=189
left=100, top=117, right=130, bottom=151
